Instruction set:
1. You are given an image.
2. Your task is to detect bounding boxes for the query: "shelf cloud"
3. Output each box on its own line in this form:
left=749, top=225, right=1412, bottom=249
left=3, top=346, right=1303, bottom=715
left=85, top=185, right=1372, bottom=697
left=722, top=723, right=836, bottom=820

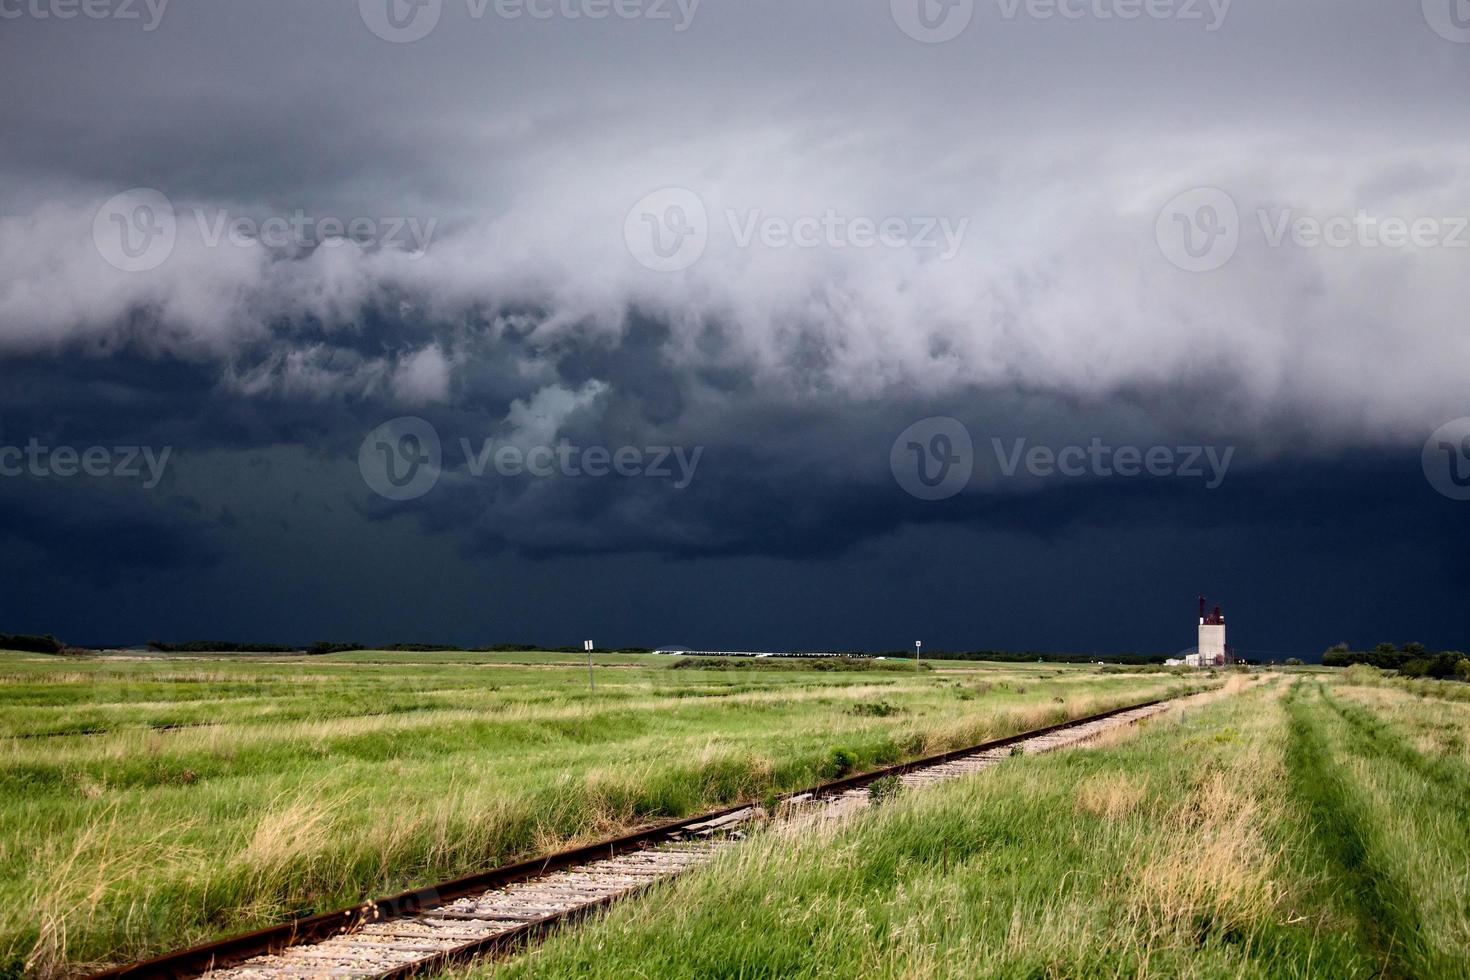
left=1, top=0, right=1467, bottom=650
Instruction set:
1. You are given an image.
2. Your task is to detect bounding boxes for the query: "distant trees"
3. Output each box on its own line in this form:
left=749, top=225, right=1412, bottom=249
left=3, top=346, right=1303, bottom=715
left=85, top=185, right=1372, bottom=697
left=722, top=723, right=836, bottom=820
left=0, top=633, right=64, bottom=654
left=141, top=640, right=657, bottom=657
left=307, top=642, right=366, bottom=656
left=1325, top=643, right=1418, bottom=670
left=1398, top=652, right=1470, bottom=680
left=1285, top=658, right=1304, bottom=666
left=1324, top=642, right=1470, bottom=681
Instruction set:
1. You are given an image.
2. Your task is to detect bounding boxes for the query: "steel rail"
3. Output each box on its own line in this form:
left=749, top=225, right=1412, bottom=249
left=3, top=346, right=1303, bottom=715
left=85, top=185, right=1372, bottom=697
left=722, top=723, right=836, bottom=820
left=85, top=694, right=1173, bottom=980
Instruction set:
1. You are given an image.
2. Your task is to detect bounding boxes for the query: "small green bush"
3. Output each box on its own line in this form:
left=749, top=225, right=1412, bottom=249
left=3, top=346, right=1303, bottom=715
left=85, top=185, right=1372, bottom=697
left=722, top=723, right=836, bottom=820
left=867, top=774, right=903, bottom=806
left=821, top=747, right=859, bottom=779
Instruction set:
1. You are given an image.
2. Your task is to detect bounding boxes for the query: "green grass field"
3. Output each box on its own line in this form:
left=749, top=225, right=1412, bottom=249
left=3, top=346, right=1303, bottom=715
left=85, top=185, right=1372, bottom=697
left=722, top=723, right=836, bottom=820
left=0, top=650, right=1205, bottom=977
left=459, top=676, right=1470, bottom=979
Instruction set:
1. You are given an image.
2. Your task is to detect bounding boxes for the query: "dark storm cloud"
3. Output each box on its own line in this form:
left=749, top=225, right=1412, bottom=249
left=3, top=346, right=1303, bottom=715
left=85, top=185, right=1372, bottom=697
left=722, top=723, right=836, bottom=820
left=0, top=476, right=220, bottom=580
left=1, top=0, right=1468, bottom=648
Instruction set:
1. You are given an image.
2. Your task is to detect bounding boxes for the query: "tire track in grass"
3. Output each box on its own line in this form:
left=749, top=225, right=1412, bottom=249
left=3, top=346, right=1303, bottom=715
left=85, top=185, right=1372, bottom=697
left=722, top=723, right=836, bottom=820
left=1322, top=689, right=1470, bottom=821
left=1283, top=682, right=1420, bottom=980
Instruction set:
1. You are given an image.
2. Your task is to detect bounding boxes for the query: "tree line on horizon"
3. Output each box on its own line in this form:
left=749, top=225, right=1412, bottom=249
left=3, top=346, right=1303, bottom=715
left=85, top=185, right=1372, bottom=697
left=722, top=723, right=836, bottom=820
left=5, top=634, right=1465, bottom=679
left=1322, top=641, right=1470, bottom=680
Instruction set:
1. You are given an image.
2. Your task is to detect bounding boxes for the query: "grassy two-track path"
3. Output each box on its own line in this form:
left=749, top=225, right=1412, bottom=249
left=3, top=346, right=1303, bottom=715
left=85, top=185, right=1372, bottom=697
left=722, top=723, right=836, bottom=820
left=464, top=677, right=1470, bottom=979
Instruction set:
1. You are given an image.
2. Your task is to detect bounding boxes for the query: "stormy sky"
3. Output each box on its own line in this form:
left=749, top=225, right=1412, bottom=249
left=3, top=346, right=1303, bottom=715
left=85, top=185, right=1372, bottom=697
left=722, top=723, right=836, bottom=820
left=1, top=0, right=1468, bottom=656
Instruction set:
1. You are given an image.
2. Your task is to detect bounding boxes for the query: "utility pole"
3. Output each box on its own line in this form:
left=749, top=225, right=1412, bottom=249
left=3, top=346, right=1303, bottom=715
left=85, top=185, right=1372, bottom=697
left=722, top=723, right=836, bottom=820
left=584, top=639, right=594, bottom=692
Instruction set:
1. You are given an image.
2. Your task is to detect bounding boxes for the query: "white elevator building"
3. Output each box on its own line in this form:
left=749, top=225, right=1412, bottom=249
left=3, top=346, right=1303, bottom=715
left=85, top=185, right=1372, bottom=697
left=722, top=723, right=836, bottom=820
left=1168, top=597, right=1230, bottom=667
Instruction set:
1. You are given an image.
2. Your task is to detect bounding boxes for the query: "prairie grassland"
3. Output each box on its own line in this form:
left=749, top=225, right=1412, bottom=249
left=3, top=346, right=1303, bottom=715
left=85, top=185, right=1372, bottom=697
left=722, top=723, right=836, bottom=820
left=1332, top=681, right=1470, bottom=764
left=475, top=676, right=1470, bottom=979
left=0, top=651, right=1203, bottom=976
left=1287, top=682, right=1470, bottom=976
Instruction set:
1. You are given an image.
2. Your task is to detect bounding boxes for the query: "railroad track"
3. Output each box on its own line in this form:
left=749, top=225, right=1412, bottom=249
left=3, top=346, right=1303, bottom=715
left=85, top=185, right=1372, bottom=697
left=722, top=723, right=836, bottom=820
left=88, top=695, right=1189, bottom=980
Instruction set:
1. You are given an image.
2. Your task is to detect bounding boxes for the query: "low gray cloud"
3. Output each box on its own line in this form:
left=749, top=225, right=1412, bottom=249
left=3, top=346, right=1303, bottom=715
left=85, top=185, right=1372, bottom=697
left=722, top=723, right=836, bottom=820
left=1, top=0, right=1468, bottom=648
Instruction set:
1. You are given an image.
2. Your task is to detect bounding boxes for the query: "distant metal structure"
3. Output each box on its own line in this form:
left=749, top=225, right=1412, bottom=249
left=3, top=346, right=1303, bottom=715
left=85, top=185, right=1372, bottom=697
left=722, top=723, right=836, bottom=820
left=1166, top=597, right=1232, bottom=667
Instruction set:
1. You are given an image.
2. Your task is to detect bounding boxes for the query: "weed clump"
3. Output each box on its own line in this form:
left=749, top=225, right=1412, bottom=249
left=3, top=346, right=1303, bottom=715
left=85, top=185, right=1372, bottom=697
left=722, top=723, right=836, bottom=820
left=821, top=747, right=859, bottom=779
left=867, top=774, right=903, bottom=806
left=848, top=702, right=900, bottom=718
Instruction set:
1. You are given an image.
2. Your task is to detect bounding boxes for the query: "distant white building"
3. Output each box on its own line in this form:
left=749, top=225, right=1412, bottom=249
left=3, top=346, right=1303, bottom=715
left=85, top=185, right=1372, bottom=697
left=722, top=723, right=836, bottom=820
left=1167, top=597, right=1230, bottom=667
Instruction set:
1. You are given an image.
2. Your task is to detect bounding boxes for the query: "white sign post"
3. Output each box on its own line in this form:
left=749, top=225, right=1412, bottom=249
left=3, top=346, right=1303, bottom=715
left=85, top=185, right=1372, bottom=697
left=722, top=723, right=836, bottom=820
left=915, top=640, right=922, bottom=664
left=584, top=640, right=594, bottom=692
